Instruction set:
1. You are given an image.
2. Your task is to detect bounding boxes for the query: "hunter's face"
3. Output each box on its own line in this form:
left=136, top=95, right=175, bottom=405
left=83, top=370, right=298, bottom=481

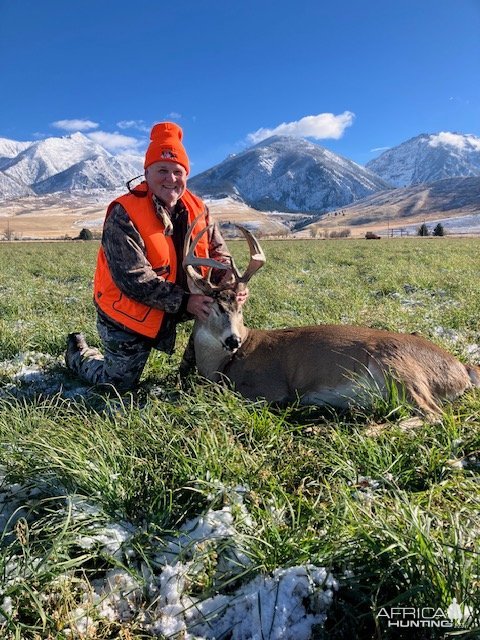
left=145, top=161, right=187, bottom=209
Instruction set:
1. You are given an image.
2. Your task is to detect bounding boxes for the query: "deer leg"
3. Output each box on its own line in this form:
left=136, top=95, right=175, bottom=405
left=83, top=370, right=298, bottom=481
left=466, top=364, right=480, bottom=387
left=404, top=381, right=443, bottom=421
left=369, top=359, right=443, bottom=421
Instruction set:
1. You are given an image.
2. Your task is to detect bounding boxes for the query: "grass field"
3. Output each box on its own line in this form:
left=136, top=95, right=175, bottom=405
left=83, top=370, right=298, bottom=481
left=0, top=238, right=479, bottom=639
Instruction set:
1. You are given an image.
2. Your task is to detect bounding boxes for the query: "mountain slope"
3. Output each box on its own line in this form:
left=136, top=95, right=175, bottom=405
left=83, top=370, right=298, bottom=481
left=329, top=176, right=480, bottom=226
left=0, top=138, right=32, bottom=168
left=0, top=172, right=35, bottom=198
left=366, top=132, right=480, bottom=187
left=189, top=135, right=392, bottom=213
left=34, top=154, right=142, bottom=194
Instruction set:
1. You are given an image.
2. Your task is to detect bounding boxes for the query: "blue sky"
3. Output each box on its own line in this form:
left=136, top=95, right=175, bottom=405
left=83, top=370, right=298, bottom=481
left=1, top=0, right=479, bottom=176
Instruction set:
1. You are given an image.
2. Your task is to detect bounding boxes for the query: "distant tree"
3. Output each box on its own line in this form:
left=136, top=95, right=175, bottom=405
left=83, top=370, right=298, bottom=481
left=78, top=228, right=93, bottom=241
left=329, top=228, right=351, bottom=238
left=2, top=223, right=15, bottom=241
left=417, top=223, right=429, bottom=237
left=433, top=223, right=446, bottom=237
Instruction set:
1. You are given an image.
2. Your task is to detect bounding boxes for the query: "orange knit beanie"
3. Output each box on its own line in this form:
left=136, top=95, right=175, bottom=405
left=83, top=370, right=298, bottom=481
left=144, top=122, right=190, bottom=174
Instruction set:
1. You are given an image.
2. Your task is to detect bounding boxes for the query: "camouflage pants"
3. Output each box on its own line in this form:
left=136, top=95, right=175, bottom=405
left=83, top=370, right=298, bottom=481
left=69, top=316, right=152, bottom=391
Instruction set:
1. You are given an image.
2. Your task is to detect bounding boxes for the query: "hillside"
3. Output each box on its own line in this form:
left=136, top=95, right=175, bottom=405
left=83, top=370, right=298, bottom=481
left=311, top=176, right=480, bottom=236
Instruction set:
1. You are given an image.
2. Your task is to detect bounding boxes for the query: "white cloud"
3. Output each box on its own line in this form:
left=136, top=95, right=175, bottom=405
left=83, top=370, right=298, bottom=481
left=247, top=111, right=355, bottom=144
left=166, top=112, right=182, bottom=119
left=52, top=119, right=99, bottom=131
left=117, top=120, right=150, bottom=133
left=86, top=131, right=142, bottom=152
left=371, top=146, right=391, bottom=153
left=429, top=131, right=480, bottom=151
left=449, top=96, right=470, bottom=105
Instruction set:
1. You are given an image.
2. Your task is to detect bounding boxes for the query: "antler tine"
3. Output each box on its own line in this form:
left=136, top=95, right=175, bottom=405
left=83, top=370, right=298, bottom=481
left=184, top=224, right=230, bottom=271
left=183, top=212, right=229, bottom=294
left=234, top=225, right=266, bottom=283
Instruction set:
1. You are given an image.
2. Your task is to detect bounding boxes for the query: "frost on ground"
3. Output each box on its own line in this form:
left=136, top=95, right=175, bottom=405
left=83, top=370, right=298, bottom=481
left=433, top=326, right=480, bottom=363
left=0, top=472, right=338, bottom=639
left=0, top=351, right=91, bottom=400
left=372, top=285, right=480, bottom=364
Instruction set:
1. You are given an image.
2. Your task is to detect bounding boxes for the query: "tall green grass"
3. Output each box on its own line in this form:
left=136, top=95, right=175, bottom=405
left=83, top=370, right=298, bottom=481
left=0, top=238, right=479, bottom=638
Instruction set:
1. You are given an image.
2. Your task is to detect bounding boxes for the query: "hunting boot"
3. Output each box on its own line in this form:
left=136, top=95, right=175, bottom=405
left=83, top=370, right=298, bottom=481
left=65, top=332, right=89, bottom=370
left=65, top=332, right=104, bottom=383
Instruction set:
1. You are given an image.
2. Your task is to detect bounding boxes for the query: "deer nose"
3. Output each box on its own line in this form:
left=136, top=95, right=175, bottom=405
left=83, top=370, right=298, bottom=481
left=224, top=335, right=241, bottom=352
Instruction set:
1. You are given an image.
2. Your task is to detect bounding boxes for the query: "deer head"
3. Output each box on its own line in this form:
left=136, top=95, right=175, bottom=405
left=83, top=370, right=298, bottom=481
left=183, top=212, right=266, bottom=296
left=183, top=213, right=266, bottom=355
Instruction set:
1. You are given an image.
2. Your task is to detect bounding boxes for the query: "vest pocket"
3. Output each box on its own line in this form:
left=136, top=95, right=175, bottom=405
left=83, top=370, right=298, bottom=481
left=112, top=292, right=153, bottom=323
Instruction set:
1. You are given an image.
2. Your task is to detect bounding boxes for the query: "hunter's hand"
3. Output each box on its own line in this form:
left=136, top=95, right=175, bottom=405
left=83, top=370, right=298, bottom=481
left=236, top=286, right=249, bottom=306
left=187, top=294, right=214, bottom=321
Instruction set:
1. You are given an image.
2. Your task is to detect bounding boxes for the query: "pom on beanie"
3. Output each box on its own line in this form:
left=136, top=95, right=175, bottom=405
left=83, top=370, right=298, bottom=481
left=144, top=122, right=190, bottom=174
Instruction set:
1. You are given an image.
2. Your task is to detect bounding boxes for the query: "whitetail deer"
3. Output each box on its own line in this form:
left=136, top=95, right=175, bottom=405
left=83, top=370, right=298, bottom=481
left=182, top=216, right=480, bottom=419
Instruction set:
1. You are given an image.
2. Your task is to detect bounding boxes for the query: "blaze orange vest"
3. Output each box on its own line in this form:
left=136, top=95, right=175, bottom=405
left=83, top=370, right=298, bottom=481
left=94, top=186, right=209, bottom=338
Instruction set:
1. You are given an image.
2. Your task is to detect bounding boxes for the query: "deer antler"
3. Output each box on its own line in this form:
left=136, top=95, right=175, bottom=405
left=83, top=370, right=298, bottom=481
left=183, top=213, right=229, bottom=294
left=183, top=213, right=266, bottom=293
left=231, top=225, right=266, bottom=284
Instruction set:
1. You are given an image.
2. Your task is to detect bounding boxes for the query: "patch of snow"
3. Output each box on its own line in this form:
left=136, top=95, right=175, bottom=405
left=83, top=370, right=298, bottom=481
left=0, top=351, right=91, bottom=400
left=0, top=472, right=338, bottom=638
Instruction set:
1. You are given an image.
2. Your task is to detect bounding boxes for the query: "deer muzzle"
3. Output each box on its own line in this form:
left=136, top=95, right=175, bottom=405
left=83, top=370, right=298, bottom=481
left=224, top=334, right=242, bottom=352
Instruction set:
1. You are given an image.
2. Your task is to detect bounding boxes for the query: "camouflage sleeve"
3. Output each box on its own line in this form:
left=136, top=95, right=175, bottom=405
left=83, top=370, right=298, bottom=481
left=205, top=208, right=236, bottom=286
left=102, top=203, right=187, bottom=314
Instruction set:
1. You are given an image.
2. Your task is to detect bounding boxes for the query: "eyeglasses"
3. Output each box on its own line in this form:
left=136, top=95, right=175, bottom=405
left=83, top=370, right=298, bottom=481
left=126, top=174, right=148, bottom=197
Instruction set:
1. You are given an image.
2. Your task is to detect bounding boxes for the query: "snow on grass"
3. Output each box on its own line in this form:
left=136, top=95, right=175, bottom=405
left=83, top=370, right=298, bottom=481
left=0, top=471, right=338, bottom=638
left=433, top=327, right=480, bottom=363
left=0, top=352, right=339, bottom=636
left=0, top=351, right=91, bottom=399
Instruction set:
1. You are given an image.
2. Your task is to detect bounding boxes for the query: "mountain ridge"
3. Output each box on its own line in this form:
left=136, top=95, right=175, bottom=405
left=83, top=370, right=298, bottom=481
left=189, top=135, right=392, bottom=214
left=365, top=132, right=480, bottom=187
left=1, top=130, right=479, bottom=237
left=0, top=132, right=143, bottom=199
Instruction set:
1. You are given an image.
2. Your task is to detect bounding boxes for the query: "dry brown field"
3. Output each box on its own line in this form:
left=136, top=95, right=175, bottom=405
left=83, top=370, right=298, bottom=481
left=0, top=193, right=478, bottom=239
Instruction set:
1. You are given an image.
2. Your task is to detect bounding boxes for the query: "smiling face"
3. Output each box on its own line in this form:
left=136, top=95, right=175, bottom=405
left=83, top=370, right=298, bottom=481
left=145, top=161, right=187, bottom=210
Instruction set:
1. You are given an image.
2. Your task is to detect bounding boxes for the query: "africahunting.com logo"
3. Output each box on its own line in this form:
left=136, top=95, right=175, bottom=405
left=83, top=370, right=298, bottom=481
left=377, top=598, right=472, bottom=629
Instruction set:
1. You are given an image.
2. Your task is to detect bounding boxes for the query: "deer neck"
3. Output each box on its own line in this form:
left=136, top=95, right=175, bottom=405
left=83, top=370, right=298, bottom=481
left=193, top=322, right=249, bottom=382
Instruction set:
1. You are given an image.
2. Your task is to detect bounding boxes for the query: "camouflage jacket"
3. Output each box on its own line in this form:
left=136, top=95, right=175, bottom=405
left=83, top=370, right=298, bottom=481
left=96, top=194, right=233, bottom=352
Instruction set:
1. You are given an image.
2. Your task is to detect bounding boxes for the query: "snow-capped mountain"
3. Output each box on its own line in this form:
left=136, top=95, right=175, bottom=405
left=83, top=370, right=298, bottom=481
left=0, top=133, right=143, bottom=199
left=115, top=153, right=145, bottom=176
left=366, top=132, right=480, bottom=187
left=2, top=128, right=479, bottom=220
left=0, top=172, right=35, bottom=198
left=34, top=154, right=143, bottom=194
left=0, top=138, right=33, bottom=171
left=0, top=137, right=32, bottom=158
left=2, top=133, right=110, bottom=185
left=189, top=136, right=392, bottom=214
